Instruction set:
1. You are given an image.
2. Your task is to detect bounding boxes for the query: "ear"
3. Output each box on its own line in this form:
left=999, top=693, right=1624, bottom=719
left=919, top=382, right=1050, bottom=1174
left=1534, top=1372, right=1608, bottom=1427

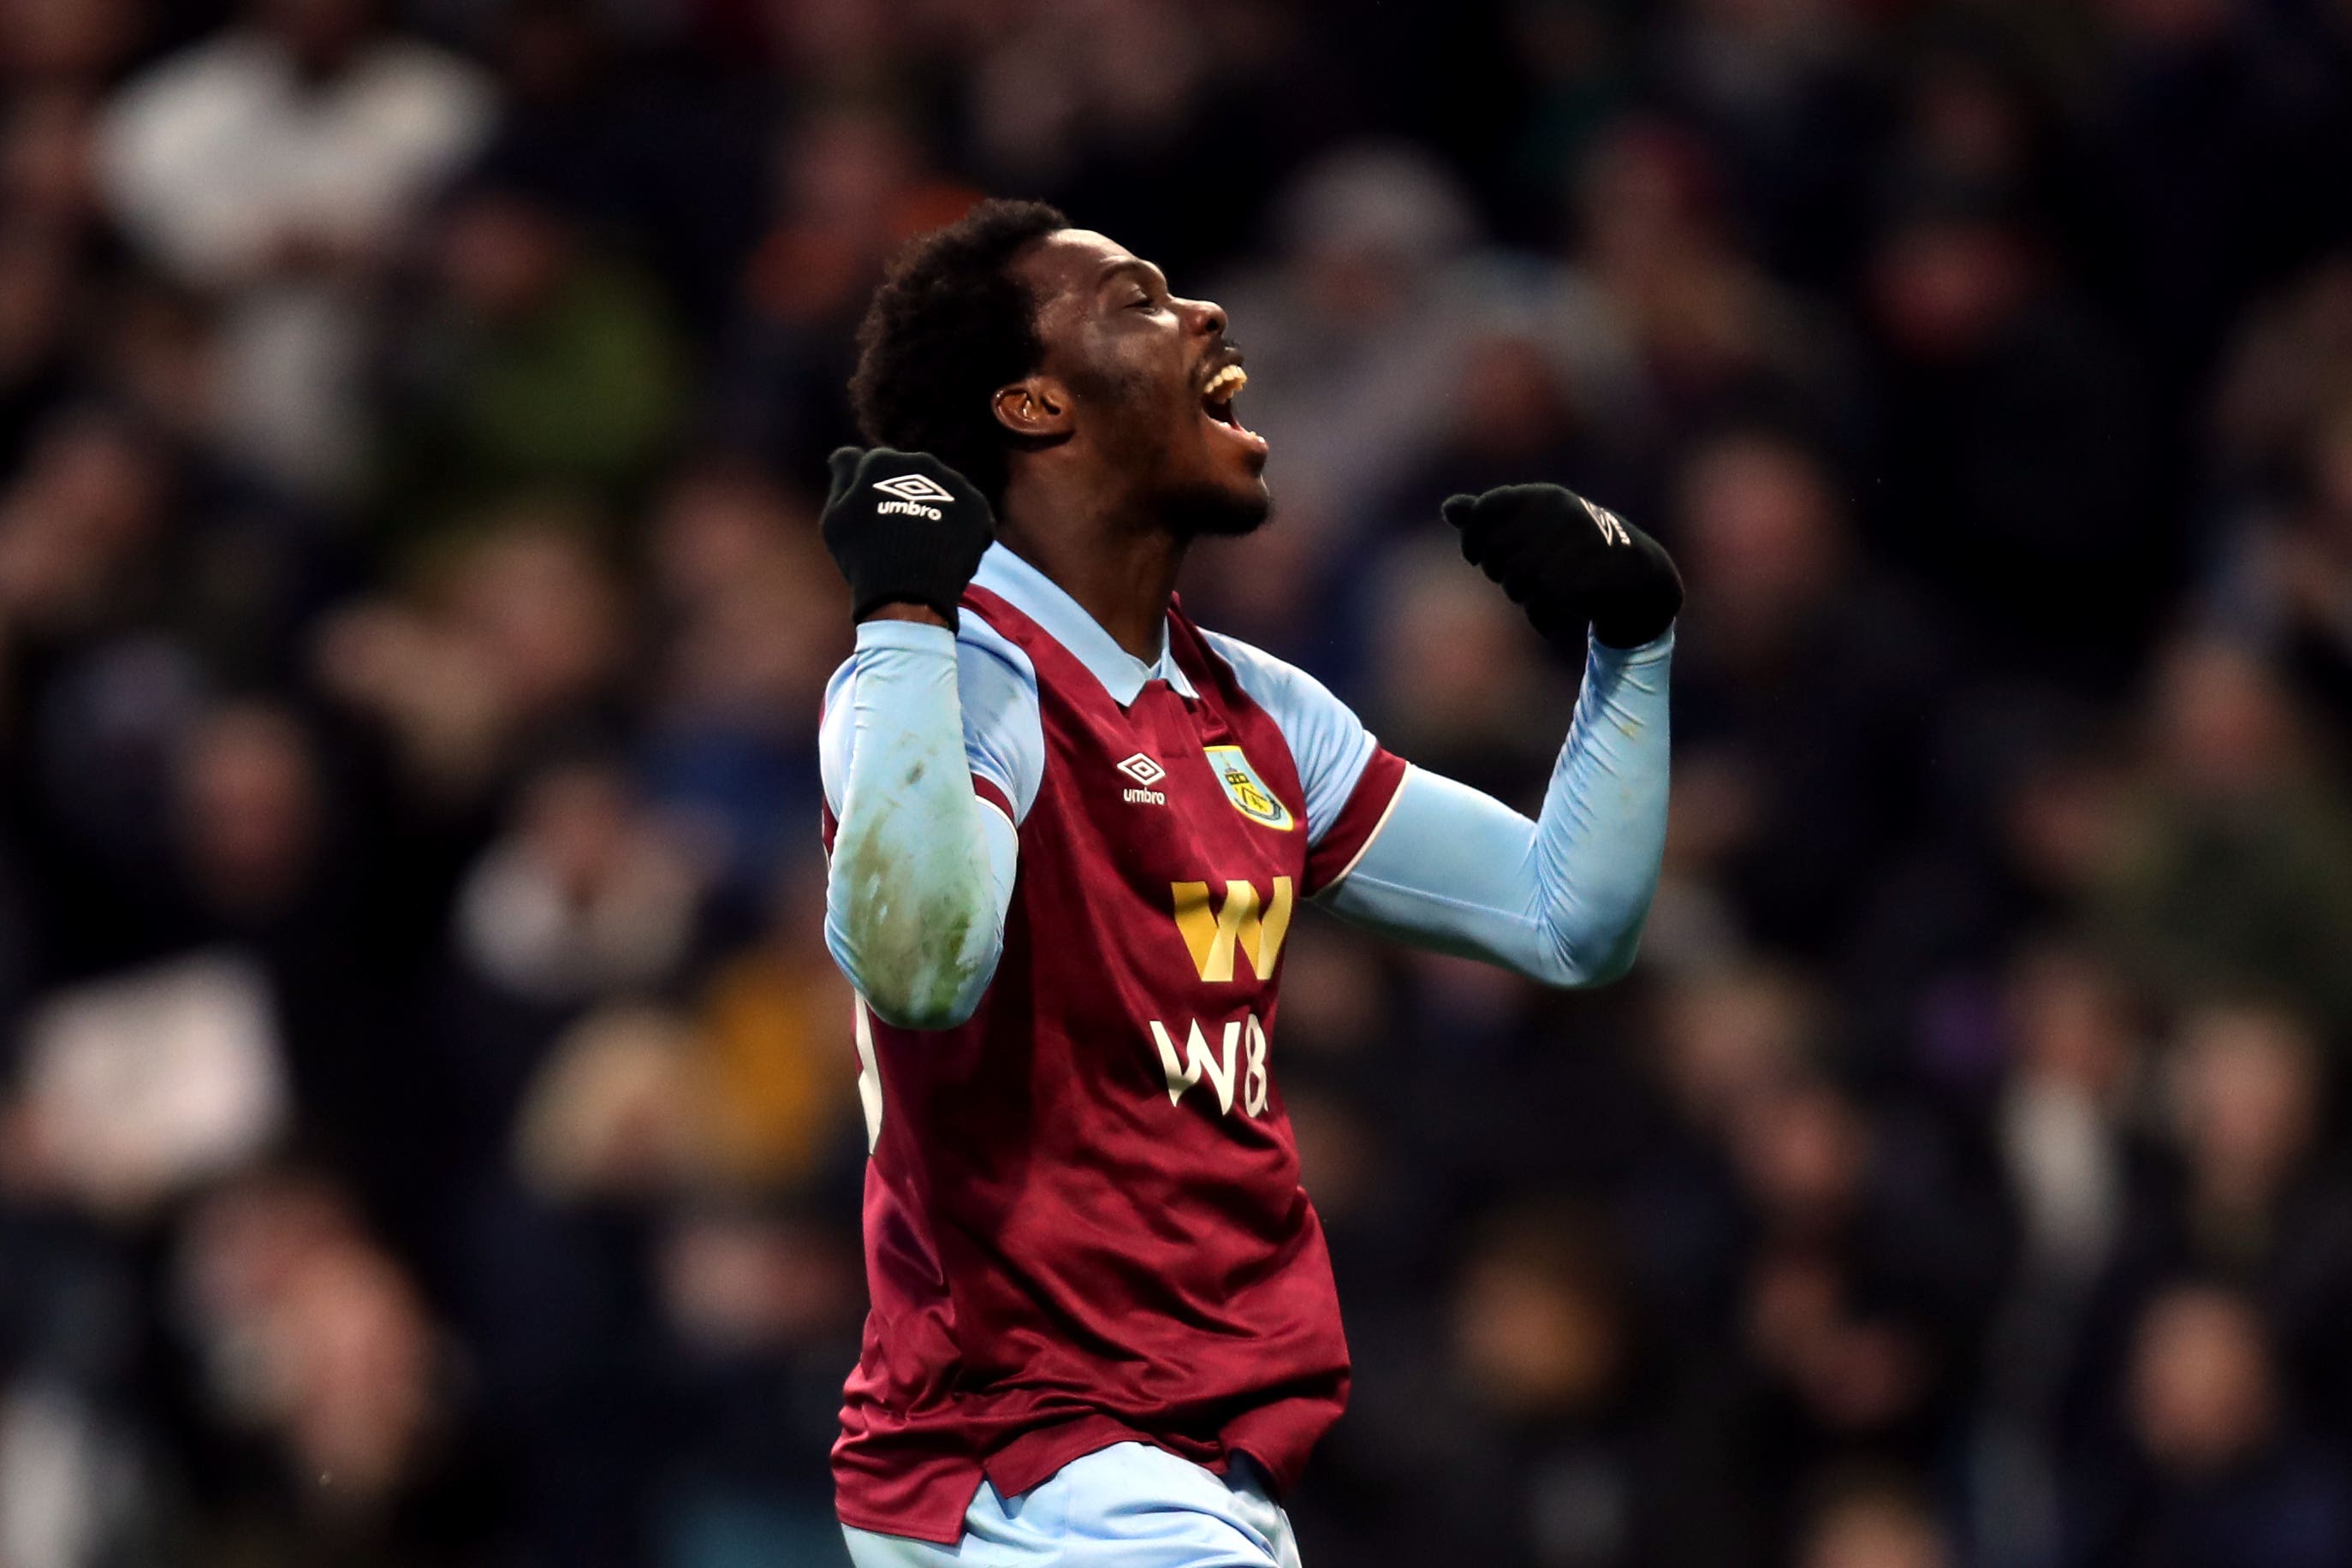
left=992, top=377, right=1072, bottom=441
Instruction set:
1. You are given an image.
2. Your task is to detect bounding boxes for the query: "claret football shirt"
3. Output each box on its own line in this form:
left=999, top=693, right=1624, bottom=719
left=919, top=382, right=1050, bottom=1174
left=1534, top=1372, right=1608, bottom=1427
left=817, top=543, right=1408, bottom=1543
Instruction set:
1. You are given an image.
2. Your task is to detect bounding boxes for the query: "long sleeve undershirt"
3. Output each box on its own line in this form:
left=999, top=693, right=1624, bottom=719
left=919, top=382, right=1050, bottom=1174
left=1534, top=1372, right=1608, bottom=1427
left=821, top=615, right=1672, bottom=1028
left=821, top=621, right=1016, bottom=1030
left=1317, top=633, right=1672, bottom=987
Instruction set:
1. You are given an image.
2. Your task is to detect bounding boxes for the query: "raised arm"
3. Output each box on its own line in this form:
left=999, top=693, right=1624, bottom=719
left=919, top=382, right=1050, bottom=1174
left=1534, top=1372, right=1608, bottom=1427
left=817, top=448, right=1018, bottom=1030
left=1321, top=628, right=1671, bottom=986
left=1314, top=483, right=1679, bottom=986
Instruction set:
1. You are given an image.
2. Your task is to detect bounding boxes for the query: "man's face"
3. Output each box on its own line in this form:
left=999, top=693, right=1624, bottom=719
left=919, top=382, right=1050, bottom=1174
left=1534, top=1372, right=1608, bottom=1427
left=1012, top=229, right=1268, bottom=536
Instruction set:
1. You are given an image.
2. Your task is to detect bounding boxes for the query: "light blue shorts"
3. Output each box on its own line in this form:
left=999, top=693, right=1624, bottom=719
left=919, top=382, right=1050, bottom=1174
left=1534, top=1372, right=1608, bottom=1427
left=842, top=1442, right=1303, bottom=1566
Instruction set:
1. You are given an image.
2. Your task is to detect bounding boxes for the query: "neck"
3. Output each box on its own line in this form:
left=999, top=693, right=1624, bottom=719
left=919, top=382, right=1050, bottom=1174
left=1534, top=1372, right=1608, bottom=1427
left=998, top=472, right=1187, bottom=662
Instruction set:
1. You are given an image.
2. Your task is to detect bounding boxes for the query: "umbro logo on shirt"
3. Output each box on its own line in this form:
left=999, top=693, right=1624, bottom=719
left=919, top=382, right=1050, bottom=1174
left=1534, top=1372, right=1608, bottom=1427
left=872, top=473, right=955, bottom=519
left=1117, top=752, right=1167, bottom=805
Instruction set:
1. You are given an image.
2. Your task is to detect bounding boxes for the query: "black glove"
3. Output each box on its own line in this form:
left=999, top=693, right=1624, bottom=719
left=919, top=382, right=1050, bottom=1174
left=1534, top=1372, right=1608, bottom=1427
left=821, top=447, right=995, bottom=626
left=1442, top=484, right=1683, bottom=650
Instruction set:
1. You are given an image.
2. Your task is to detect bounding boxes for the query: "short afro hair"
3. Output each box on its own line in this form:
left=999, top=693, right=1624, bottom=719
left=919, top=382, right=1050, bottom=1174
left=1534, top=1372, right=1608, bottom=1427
left=849, top=199, right=1069, bottom=512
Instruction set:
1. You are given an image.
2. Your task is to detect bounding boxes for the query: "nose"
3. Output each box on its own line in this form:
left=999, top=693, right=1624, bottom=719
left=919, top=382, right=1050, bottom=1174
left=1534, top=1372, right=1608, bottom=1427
left=1179, top=295, right=1226, bottom=339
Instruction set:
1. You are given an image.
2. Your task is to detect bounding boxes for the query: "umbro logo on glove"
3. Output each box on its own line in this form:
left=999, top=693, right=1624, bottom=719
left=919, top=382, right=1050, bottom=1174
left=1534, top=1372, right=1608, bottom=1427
left=873, top=473, right=958, bottom=517
left=1578, top=496, right=1632, bottom=547
left=823, top=448, right=996, bottom=626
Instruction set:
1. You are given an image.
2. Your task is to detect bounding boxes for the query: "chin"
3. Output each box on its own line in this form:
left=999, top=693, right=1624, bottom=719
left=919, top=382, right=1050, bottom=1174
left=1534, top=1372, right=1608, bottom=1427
left=1165, top=480, right=1271, bottom=539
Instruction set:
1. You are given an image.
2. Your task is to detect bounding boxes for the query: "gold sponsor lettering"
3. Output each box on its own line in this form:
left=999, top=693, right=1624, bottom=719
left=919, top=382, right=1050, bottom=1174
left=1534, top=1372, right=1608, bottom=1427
left=1169, top=876, right=1293, bottom=983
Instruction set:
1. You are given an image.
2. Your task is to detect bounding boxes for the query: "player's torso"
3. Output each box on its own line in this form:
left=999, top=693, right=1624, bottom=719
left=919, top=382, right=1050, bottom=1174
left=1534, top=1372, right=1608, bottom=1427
left=838, top=587, right=1351, bottom=1535
left=854, top=583, right=1338, bottom=1379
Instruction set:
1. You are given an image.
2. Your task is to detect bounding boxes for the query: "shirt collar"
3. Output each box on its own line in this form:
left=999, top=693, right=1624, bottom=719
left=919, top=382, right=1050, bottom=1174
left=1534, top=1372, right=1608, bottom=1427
left=971, top=543, right=1197, bottom=704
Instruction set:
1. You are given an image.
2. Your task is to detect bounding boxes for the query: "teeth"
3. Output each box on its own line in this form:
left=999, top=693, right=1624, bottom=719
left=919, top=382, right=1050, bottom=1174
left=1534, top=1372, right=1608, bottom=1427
left=1203, top=365, right=1247, bottom=403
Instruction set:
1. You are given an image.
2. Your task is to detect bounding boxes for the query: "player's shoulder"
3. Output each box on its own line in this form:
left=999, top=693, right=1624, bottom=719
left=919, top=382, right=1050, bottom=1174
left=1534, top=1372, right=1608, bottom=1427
left=1191, top=626, right=1353, bottom=724
left=821, top=615, right=1039, bottom=711
left=818, top=614, right=1047, bottom=821
left=954, top=607, right=1039, bottom=693
left=1186, top=624, right=1378, bottom=823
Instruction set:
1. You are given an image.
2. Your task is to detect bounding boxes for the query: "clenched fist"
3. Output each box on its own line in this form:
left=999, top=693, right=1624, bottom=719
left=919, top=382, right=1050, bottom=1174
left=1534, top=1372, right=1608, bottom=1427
left=1442, top=484, right=1683, bottom=650
left=822, top=447, right=996, bottom=627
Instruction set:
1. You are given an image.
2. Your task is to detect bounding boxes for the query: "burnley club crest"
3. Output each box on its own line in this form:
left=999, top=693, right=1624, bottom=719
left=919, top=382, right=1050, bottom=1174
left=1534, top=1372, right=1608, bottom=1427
left=1204, top=745, right=1295, bottom=831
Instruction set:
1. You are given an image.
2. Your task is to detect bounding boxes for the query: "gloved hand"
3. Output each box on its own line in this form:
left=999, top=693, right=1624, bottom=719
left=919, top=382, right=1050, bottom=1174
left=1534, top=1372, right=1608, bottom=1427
left=821, top=447, right=996, bottom=626
left=1442, top=484, right=1683, bottom=650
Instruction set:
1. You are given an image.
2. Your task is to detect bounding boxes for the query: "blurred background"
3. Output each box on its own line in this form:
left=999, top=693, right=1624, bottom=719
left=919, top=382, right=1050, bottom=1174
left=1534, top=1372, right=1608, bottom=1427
left=3, top=0, right=2352, bottom=1564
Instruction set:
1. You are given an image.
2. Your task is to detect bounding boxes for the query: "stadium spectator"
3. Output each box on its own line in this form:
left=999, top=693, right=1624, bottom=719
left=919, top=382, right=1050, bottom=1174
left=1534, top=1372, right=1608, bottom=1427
left=1666, top=430, right=1947, bottom=957
left=98, top=0, right=493, bottom=494
left=2155, top=1003, right=2352, bottom=1434
left=374, top=177, right=685, bottom=541
left=168, top=1165, right=514, bottom=1566
left=2092, top=636, right=2352, bottom=1040
left=2097, top=1282, right=2352, bottom=1568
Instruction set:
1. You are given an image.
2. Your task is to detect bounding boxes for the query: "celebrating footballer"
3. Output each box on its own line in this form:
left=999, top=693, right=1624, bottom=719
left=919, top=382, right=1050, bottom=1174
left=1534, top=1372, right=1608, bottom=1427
left=817, top=199, right=1679, bottom=1565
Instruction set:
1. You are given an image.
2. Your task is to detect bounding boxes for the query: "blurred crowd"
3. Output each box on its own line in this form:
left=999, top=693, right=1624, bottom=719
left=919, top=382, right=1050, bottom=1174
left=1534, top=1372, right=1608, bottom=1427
left=3, top=0, right=2352, bottom=1565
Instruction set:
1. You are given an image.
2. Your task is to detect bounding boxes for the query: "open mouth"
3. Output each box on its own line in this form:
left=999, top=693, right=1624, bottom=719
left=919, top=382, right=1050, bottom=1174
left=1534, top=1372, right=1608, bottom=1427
left=1202, top=363, right=1247, bottom=425
left=1199, top=363, right=1268, bottom=458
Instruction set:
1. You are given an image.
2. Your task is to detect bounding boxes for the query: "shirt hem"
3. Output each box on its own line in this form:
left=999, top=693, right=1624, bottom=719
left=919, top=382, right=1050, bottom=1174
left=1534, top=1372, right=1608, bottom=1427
left=835, top=1502, right=971, bottom=1548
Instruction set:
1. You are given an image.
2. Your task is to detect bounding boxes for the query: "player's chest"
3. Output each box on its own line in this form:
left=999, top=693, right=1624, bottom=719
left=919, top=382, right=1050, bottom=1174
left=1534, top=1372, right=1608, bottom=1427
left=1035, top=681, right=1305, bottom=892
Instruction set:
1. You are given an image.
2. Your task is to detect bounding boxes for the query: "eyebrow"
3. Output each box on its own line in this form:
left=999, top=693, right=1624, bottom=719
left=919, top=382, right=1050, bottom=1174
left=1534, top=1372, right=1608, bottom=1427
left=1096, top=258, right=1168, bottom=294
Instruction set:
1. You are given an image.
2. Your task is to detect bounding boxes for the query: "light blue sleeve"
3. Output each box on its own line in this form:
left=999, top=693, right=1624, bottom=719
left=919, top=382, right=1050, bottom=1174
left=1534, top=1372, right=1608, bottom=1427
left=1196, top=629, right=1377, bottom=846
left=1319, top=630, right=1672, bottom=987
left=820, top=615, right=1044, bottom=825
left=948, top=614, right=1048, bottom=823
left=818, top=621, right=1033, bottom=1029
